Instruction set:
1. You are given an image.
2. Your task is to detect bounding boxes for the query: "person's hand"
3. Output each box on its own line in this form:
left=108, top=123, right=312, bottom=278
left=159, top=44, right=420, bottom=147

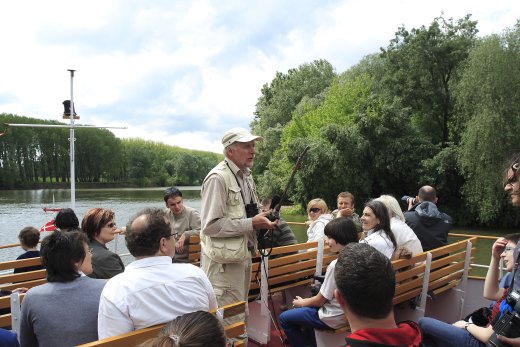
left=492, top=237, right=508, bottom=260
left=305, top=220, right=312, bottom=226
left=12, top=287, right=28, bottom=293
left=175, top=233, right=186, bottom=253
left=252, top=210, right=279, bottom=230
left=338, top=208, right=353, bottom=218
left=452, top=320, right=467, bottom=329
left=293, top=296, right=305, bottom=308
left=498, top=334, right=520, bottom=346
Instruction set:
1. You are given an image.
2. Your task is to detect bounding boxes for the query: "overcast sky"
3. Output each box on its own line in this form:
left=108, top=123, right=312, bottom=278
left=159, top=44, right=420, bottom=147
left=0, top=1, right=518, bottom=153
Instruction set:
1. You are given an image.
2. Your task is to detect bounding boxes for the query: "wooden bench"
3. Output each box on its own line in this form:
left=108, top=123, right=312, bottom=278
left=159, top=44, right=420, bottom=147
left=187, top=235, right=201, bottom=266
left=77, top=301, right=247, bottom=347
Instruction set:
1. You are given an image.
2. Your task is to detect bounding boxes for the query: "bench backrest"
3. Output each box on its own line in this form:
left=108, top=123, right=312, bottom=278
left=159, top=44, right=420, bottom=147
left=188, top=235, right=201, bottom=266
left=77, top=301, right=247, bottom=347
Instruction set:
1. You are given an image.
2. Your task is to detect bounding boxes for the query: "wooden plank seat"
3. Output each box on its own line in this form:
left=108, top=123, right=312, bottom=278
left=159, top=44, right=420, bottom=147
left=427, top=237, right=476, bottom=295
left=187, top=235, right=201, bottom=266
left=77, top=301, right=247, bottom=347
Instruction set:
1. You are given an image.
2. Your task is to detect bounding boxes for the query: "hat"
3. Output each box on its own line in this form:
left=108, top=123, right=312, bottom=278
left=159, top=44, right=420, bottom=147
left=221, top=128, right=263, bottom=147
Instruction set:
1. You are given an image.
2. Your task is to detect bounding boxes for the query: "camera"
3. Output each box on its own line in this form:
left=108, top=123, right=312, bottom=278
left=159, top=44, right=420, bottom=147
left=487, top=290, right=520, bottom=347
left=401, top=195, right=416, bottom=205
left=245, top=203, right=259, bottom=218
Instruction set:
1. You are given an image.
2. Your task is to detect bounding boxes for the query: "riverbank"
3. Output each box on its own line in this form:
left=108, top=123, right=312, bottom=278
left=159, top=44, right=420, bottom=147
left=0, top=181, right=142, bottom=190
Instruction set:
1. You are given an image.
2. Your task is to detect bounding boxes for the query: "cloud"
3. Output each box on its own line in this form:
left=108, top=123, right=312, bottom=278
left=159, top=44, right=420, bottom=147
left=0, top=0, right=518, bottom=153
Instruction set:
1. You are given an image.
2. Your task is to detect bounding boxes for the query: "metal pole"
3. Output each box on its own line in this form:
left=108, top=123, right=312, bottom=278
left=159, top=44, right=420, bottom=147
left=68, top=69, right=76, bottom=210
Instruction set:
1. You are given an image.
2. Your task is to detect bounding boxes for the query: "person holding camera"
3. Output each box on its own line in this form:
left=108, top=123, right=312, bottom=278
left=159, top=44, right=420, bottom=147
left=418, top=233, right=520, bottom=347
left=403, top=185, right=452, bottom=251
left=200, top=128, right=278, bottom=328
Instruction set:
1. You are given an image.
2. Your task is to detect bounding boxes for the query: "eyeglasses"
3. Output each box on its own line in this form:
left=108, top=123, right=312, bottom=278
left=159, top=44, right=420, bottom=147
left=170, top=232, right=178, bottom=239
left=88, top=248, right=93, bottom=255
left=504, top=246, right=515, bottom=254
left=506, top=162, right=520, bottom=186
left=106, top=222, right=116, bottom=228
left=309, top=208, right=321, bottom=213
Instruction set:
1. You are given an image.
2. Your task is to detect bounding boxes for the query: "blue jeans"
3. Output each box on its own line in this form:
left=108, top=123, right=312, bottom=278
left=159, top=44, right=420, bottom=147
left=419, top=317, right=485, bottom=347
left=279, top=307, right=331, bottom=347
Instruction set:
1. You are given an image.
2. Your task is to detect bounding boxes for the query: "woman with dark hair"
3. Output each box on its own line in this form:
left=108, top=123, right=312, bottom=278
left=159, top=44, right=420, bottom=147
left=279, top=218, right=359, bottom=347
left=19, top=231, right=106, bottom=347
left=54, top=208, right=79, bottom=231
left=81, top=207, right=124, bottom=279
left=138, top=311, right=226, bottom=347
left=359, top=200, right=397, bottom=259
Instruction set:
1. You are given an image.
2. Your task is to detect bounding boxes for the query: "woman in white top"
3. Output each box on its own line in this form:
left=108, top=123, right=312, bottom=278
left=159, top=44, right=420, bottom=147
left=359, top=200, right=396, bottom=259
left=375, top=195, right=423, bottom=257
left=305, top=198, right=333, bottom=242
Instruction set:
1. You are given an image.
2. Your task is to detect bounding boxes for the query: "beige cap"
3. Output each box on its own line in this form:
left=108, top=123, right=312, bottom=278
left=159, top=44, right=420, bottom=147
left=221, top=128, right=263, bottom=147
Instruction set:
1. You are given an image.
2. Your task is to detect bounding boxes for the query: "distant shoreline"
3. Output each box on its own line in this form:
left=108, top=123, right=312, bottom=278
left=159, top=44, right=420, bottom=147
left=0, top=182, right=142, bottom=190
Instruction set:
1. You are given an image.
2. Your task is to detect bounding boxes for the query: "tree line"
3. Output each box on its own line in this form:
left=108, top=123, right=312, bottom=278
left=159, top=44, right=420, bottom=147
left=251, top=15, right=520, bottom=228
left=0, top=113, right=222, bottom=188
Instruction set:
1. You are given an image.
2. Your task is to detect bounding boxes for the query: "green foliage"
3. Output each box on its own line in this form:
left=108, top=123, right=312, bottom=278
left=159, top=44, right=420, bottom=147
left=0, top=114, right=222, bottom=188
left=456, top=21, right=520, bottom=226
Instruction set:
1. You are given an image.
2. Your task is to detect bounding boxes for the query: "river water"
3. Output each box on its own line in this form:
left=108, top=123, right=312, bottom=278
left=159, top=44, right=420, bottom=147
left=0, top=187, right=307, bottom=263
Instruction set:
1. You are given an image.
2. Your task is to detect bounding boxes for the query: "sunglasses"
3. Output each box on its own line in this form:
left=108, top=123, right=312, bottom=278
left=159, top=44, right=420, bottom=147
left=506, top=162, right=520, bottom=186
left=309, top=208, right=321, bottom=213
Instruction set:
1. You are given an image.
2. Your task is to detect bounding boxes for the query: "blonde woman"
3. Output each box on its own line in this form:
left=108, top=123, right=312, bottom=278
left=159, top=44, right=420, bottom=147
left=305, top=198, right=333, bottom=242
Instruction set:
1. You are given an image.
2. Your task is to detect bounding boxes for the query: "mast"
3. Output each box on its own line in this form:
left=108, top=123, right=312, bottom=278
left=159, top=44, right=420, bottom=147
left=68, top=69, right=76, bottom=210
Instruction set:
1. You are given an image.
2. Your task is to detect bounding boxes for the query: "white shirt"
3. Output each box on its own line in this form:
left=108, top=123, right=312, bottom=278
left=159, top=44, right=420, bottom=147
left=306, top=214, right=333, bottom=242
left=98, top=256, right=217, bottom=339
left=318, top=259, right=347, bottom=329
left=391, top=217, right=423, bottom=256
left=360, top=229, right=394, bottom=259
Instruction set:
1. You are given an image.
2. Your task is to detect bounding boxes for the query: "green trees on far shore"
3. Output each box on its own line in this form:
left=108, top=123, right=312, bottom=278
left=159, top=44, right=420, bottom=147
left=0, top=114, right=222, bottom=188
left=253, top=16, right=520, bottom=228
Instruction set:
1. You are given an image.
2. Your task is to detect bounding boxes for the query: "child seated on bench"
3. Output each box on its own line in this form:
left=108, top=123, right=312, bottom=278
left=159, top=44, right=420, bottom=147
left=138, top=311, right=226, bottom=347
left=14, top=227, right=43, bottom=274
left=279, top=217, right=359, bottom=347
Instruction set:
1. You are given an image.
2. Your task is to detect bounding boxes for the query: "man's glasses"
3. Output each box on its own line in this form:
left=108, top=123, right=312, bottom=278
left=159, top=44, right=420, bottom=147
left=504, top=246, right=515, bottom=254
left=170, top=232, right=178, bottom=239
left=309, top=208, right=321, bottom=213
left=505, top=163, right=520, bottom=186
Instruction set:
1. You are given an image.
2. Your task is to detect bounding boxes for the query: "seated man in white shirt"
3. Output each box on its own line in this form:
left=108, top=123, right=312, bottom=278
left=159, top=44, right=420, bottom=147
left=97, top=208, right=217, bottom=339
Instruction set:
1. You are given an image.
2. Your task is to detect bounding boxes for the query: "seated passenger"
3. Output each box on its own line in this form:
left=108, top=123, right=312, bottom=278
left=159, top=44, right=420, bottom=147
left=335, top=243, right=423, bottom=346
left=163, top=186, right=201, bottom=263
left=98, top=208, right=217, bottom=339
left=359, top=200, right=397, bottom=259
left=138, top=311, right=226, bottom=347
left=81, top=208, right=125, bottom=279
left=332, top=192, right=362, bottom=233
left=0, top=328, right=20, bottom=347
left=257, top=197, right=297, bottom=249
left=279, top=218, right=359, bottom=346
left=19, top=231, right=106, bottom=347
left=419, top=233, right=520, bottom=347
left=14, top=227, right=43, bottom=274
left=375, top=195, right=423, bottom=257
left=54, top=208, right=79, bottom=231
left=305, top=198, right=333, bottom=242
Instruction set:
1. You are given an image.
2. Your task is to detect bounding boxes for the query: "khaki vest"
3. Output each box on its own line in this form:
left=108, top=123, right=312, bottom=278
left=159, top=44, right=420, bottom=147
left=201, top=161, right=259, bottom=263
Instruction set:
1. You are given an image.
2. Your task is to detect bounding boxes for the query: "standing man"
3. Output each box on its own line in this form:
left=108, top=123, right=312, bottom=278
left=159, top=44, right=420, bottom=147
left=334, top=243, right=423, bottom=346
left=98, top=208, right=216, bottom=338
left=332, top=192, right=362, bottom=233
left=200, top=128, right=278, bottom=326
left=163, top=186, right=201, bottom=263
left=404, top=185, right=452, bottom=251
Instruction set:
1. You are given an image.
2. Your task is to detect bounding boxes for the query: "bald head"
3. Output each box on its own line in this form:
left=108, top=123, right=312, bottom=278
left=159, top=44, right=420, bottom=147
left=125, top=208, right=172, bottom=257
left=418, top=185, right=438, bottom=203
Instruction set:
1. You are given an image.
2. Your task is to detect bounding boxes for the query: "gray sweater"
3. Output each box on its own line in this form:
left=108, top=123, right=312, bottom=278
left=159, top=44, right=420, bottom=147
left=20, top=276, right=106, bottom=347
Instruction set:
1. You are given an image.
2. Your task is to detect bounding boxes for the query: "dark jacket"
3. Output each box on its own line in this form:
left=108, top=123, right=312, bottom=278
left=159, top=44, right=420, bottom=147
left=14, top=250, right=43, bottom=274
left=88, top=239, right=124, bottom=279
left=404, top=202, right=452, bottom=252
left=258, top=218, right=297, bottom=249
left=345, top=321, right=423, bottom=347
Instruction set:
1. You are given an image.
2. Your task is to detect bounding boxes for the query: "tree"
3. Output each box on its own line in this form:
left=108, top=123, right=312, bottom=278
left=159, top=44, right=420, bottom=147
left=380, top=14, right=478, bottom=146
left=457, top=20, right=520, bottom=226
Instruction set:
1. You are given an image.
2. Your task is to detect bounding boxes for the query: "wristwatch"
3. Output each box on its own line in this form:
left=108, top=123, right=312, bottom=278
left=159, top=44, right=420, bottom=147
left=464, top=322, right=472, bottom=330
